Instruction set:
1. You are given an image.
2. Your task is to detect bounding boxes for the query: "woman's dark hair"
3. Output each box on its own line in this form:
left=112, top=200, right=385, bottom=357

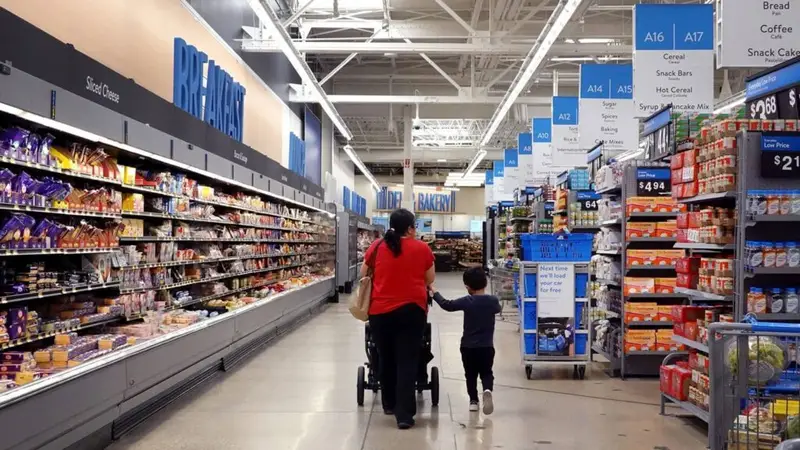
left=384, top=208, right=416, bottom=256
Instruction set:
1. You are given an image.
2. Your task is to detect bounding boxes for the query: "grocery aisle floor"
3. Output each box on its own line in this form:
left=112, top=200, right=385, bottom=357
left=109, top=273, right=707, bottom=450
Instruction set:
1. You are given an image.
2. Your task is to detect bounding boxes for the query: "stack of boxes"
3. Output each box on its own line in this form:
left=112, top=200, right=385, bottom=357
left=676, top=207, right=736, bottom=245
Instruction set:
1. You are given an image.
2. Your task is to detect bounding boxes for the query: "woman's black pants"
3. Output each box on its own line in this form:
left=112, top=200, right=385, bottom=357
left=369, top=303, right=426, bottom=424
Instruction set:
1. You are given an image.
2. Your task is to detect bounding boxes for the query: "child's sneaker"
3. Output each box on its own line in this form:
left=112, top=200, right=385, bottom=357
left=482, top=390, right=494, bottom=415
left=469, top=401, right=479, bottom=412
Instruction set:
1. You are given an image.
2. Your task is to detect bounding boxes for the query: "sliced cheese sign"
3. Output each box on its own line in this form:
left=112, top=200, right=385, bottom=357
left=633, top=4, right=714, bottom=116
left=579, top=64, right=637, bottom=154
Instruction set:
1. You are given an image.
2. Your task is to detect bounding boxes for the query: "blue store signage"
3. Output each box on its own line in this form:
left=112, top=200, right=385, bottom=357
left=579, top=64, right=633, bottom=100
left=552, top=96, right=579, bottom=125
left=634, top=4, right=714, bottom=51
left=532, top=118, right=552, bottom=142
left=518, top=133, right=532, bottom=155
left=173, top=38, right=246, bottom=142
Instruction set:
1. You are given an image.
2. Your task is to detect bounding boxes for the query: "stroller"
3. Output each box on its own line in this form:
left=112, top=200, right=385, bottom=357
left=356, top=322, right=440, bottom=407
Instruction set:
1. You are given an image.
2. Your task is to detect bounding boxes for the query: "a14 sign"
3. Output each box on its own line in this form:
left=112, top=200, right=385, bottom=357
left=585, top=84, right=633, bottom=96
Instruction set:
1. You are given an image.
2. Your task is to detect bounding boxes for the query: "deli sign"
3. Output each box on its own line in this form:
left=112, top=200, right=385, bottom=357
left=173, top=38, right=246, bottom=142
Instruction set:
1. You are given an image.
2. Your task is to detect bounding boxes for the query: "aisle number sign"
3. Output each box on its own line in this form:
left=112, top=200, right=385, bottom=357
left=578, top=64, right=637, bottom=153
left=503, top=148, right=520, bottom=195
left=718, top=0, right=800, bottom=68
left=492, top=160, right=512, bottom=202
left=633, top=4, right=714, bottom=116
left=485, top=170, right=494, bottom=206
left=532, top=118, right=558, bottom=184
left=551, top=96, right=582, bottom=167
left=518, top=133, right=534, bottom=187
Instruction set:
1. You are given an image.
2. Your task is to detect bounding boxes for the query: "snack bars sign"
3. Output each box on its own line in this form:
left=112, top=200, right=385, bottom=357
left=633, top=4, right=714, bottom=116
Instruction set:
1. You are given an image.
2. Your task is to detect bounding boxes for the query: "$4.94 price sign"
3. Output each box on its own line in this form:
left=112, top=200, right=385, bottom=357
left=635, top=168, right=671, bottom=196
left=748, top=87, right=799, bottom=121
left=761, top=134, right=800, bottom=178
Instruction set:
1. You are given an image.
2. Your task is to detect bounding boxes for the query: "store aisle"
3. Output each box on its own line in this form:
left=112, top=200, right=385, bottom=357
left=109, top=273, right=707, bottom=450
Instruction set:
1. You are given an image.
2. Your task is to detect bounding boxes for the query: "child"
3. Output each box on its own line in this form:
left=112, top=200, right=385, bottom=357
left=428, top=267, right=501, bottom=414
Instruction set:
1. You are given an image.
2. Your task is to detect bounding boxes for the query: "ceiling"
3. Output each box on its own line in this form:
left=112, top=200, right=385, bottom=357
left=242, top=0, right=757, bottom=178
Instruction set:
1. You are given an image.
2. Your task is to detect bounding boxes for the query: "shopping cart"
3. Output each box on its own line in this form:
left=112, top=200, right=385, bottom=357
left=488, top=263, right=519, bottom=323
left=708, top=321, right=800, bottom=450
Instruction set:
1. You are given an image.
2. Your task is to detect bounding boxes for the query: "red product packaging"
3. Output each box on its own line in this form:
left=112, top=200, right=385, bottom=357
left=676, top=256, right=700, bottom=274
left=683, top=149, right=698, bottom=167
left=683, top=181, right=698, bottom=198
left=672, top=183, right=684, bottom=199
left=676, top=229, right=688, bottom=243
left=677, top=212, right=689, bottom=229
left=671, top=366, right=692, bottom=400
left=660, top=365, right=675, bottom=394
left=671, top=169, right=683, bottom=185
left=676, top=272, right=698, bottom=289
left=681, top=165, right=698, bottom=183
left=671, top=152, right=684, bottom=169
left=688, top=212, right=703, bottom=229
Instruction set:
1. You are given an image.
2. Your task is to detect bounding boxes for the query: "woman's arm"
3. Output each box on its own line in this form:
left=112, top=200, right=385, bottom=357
left=424, top=265, right=435, bottom=286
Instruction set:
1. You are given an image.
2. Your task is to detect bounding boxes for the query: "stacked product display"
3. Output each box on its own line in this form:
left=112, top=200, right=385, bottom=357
left=0, top=119, right=335, bottom=394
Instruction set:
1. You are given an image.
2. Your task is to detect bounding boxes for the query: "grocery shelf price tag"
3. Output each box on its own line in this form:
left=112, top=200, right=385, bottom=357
left=777, top=87, right=800, bottom=120
left=761, top=133, right=800, bottom=178
left=635, top=168, right=671, bottom=196
left=576, top=191, right=600, bottom=210
left=543, top=202, right=556, bottom=219
left=748, top=93, right=779, bottom=120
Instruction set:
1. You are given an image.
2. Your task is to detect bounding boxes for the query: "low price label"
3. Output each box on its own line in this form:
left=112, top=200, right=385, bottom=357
left=761, top=134, right=800, bottom=178
left=748, top=87, right=799, bottom=121
left=576, top=192, right=600, bottom=211
left=636, top=168, right=671, bottom=196
left=543, top=202, right=555, bottom=219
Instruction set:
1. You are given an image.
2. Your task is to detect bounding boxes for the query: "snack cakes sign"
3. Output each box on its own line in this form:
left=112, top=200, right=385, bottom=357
left=377, top=187, right=457, bottom=212
left=173, top=38, right=247, bottom=142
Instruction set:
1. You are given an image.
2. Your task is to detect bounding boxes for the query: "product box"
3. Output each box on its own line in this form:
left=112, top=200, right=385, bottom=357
left=672, top=366, right=692, bottom=401
left=624, top=330, right=656, bottom=353
left=654, top=277, right=677, bottom=293
left=655, top=250, right=685, bottom=266
left=676, top=272, right=698, bottom=289
left=121, top=193, right=144, bottom=213
left=625, top=302, right=658, bottom=322
left=656, top=330, right=685, bottom=352
left=626, top=197, right=655, bottom=214
left=626, top=222, right=656, bottom=239
left=671, top=152, right=684, bottom=169
left=119, top=219, right=144, bottom=238
left=654, top=198, right=685, bottom=213
left=676, top=256, right=701, bottom=274
left=655, top=221, right=678, bottom=238
left=681, top=164, right=698, bottom=183
left=671, top=169, right=683, bottom=186
left=672, top=183, right=684, bottom=199
left=660, top=364, right=675, bottom=395
left=657, top=305, right=673, bottom=322
left=624, top=277, right=655, bottom=295
left=627, top=250, right=657, bottom=266
left=121, top=166, right=137, bottom=185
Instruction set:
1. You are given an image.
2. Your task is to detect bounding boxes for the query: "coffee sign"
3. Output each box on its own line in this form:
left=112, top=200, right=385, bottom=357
left=718, top=0, right=800, bottom=67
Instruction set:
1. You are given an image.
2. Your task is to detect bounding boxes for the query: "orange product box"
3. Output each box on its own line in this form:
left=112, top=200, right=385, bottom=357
left=625, top=302, right=658, bottom=323
left=655, top=277, right=677, bottom=294
left=671, top=169, right=683, bottom=185
left=627, top=250, right=658, bottom=266
left=624, top=277, right=655, bottom=295
left=671, top=152, right=684, bottom=169
left=624, top=330, right=657, bottom=353
left=683, top=149, right=698, bottom=167
left=660, top=365, right=675, bottom=394
left=656, top=330, right=685, bottom=352
left=654, top=250, right=685, bottom=266
left=626, top=197, right=655, bottom=214
left=626, top=222, right=657, bottom=239
left=672, top=183, right=684, bottom=200
left=654, top=198, right=685, bottom=213
left=655, top=221, right=678, bottom=238
left=657, top=305, right=673, bottom=322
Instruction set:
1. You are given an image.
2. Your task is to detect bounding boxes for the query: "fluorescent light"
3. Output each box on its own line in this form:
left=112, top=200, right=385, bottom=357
left=343, top=145, right=381, bottom=192
left=0, top=101, right=334, bottom=215
left=713, top=91, right=746, bottom=114
left=565, top=38, right=576, bottom=43
left=247, top=0, right=353, bottom=141
left=550, top=56, right=632, bottom=62
left=479, top=0, right=585, bottom=148
left=436, top=159, right=447, bottom=162
left=577, top=38, right=616, bottom=44
left=615, top=149, right=644, bottom=162
left=462, top=149, right=487, bottom=181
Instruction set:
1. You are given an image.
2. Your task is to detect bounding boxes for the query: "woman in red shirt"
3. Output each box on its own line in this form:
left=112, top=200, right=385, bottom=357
left=361, top=208, right=434, bottom=429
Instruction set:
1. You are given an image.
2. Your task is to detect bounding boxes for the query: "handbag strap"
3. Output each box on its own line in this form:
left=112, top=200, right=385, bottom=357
left=366, top=239, right=383, bottom=276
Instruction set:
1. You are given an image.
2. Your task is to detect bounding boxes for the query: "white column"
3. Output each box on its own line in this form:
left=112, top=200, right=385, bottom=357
left=553, top=69, right=559, bottom=96
left=402, top=105, right=415, bottom=212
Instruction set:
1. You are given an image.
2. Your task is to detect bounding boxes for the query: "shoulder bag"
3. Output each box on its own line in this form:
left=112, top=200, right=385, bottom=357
left=349, top=239, right=382, bottom=321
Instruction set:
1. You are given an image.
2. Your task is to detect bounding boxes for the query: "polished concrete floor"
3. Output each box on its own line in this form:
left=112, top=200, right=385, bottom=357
left=109, top=273, right=708, bottom=450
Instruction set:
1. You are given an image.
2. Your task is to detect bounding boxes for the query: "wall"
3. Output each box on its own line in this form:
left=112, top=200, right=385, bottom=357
left=0, top=0, right=285, bottom=162
left=332, top=149, right=356, bottom=206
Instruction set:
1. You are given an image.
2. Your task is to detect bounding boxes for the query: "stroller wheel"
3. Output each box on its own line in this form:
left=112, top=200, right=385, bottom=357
left=525, top=365, right=533, bottom=380
left=357, top=366, right=366, bottom=406
left=430, top=367, right=440, bottom=407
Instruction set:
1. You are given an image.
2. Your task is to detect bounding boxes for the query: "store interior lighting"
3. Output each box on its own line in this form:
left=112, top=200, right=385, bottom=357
left=476, top=0, right=585, bottom=151
left=246, top=0, right=353, bottom=141
left=343, top=144, right=381, bottom=192
left=446, top=171, right=485, bottom=187
left=713, top=91, right=746, bottom=114
left=395, top=183, right=459, bottom=191
left=0, top=101, right=334, bottom=216
left=461, top=149, right=487, bottom=181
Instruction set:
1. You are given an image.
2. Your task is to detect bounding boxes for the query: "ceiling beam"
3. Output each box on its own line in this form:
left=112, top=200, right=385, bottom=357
left=290, top=94, right=551, bottom=104
left=242, top=40, right=632, bottom=55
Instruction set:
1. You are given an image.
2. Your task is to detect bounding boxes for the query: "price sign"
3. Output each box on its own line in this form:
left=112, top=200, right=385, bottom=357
left=543, top=202, right=555, bottom=219
left=652, top=124, right=673, bottom=160
left=576, top=192, right=600, bottom=211
left=777, top=87, right=800, bottom=120
left=636, top=168, right=671, bottom=196
left=748, top=94, right=780, bottom=120
left=761, top=134, right=800, bottom=178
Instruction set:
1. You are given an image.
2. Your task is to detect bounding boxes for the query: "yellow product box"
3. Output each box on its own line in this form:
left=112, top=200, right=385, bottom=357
left=122, top=166, right=137, bottom=185
left=197, top=185, right=214, bottom=200
left=627, top=250, right=657, bottom=266
left=624, top=330, right=656, bottom=353
left=54, top=334, right=75, bottom=346
left=655, top=221, right=678, bottom=237
left=653, top=197, right=683, bottom=213
left=654, top=250, right=685, bottom=266
left=657, top=305, right=673, bottom=321
left=625, top=302, right=658, bottom=322
left=121, top=193, right=144, bottom=213
left=623, top=277, right=655, bottom=295
left=656, top=330, right=685, bottom=352
left=34, top=349, right=51, bottom=363
left=627, top=197, right=655, bottom=214
left=654, top=277, right=677, bottom=294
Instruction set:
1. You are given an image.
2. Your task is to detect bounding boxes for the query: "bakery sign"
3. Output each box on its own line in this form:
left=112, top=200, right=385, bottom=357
left=173, top=37, right=247, bottom=142
left=377, top=187, right=457, bottom=212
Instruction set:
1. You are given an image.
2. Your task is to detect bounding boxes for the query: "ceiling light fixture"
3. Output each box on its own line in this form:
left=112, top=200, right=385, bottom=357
left=436, top=159, right=447, bottom=162
left=476, top=0, right=585, bottom=151
left=461, top=149, right=487, bottom=181
left=343, top=144, right=381, bottom=192
left=713, top=90, right=746, bottom=114
left=577, top=38, right=616, bottom=44
left=247, top=0, right=353, bottom=141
